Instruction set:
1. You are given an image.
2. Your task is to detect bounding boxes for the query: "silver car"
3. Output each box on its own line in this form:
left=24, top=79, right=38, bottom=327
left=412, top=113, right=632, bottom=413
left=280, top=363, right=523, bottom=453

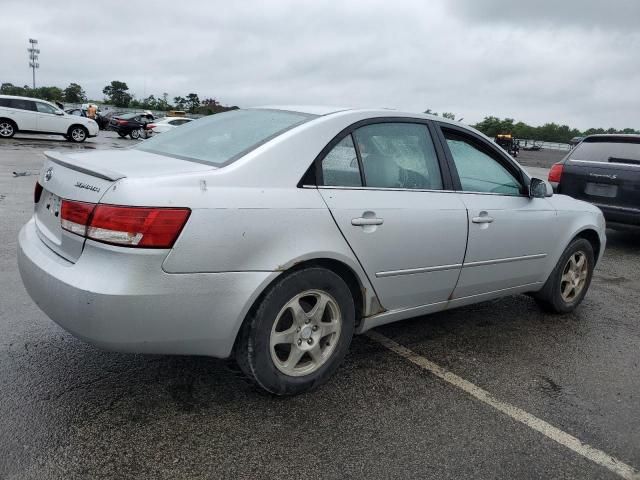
left=18, top=107, right=606, bottom=395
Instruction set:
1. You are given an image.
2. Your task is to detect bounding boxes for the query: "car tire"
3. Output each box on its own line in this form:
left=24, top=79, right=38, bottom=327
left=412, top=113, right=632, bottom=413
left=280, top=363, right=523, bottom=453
left=235, top=267, right=355, bottom=395
left=0, top=119, right=17, bottom=138
left=129, top=129, right=141, bottom=140
left=534, top=238, right=595, bottom=314
left=68, top=125, right=88, bottom=143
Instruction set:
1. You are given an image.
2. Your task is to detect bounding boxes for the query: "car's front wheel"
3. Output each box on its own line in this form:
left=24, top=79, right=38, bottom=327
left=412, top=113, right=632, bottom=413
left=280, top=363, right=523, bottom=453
left=534, top=238, right=595, bottom=313
left=0, top=119, right=17, bottom=138
left=68, top=125, right=88, bottom=143
left=235, top=267, right=355, bottom=395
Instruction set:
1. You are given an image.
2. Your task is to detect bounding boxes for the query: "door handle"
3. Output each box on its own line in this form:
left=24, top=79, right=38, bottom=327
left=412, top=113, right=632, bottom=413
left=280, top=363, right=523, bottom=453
left=472, top=213, right=494, bottom=224
left=352, top=217, right=384, bottom=226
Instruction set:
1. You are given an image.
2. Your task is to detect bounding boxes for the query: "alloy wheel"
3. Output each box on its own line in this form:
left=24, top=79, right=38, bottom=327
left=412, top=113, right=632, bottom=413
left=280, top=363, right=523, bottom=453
left=560, top=251, right=588, bottom=302
left=0, top=122, right=14, bottom=137
left=71, top=128, right=86, bottom=142
left=270, top=290, right=342, bottom=377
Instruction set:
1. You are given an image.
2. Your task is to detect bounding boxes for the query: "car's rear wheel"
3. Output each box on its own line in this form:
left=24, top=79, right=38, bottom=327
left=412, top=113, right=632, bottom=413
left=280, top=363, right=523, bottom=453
left=129, top=128, right=141, bottom=140
left=235, top=267, right=355, bottom=395
left=0, top=119, right=16, bottom=138
left=68, top=125, right=88, bottom=143
left=534, top=238, right=594, bottom=313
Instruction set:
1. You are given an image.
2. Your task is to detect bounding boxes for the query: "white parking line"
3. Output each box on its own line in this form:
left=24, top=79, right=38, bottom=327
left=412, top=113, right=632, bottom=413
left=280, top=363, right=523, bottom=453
left=365, top=331, right=640, bottom=480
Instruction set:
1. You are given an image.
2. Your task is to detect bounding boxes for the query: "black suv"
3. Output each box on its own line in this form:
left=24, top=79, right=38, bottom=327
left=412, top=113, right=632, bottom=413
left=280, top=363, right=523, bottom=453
left=550, top=135, right=640, bottom=229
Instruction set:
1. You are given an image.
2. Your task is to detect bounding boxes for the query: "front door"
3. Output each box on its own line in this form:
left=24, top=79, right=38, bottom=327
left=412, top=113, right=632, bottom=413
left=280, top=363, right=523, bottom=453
left=317, top=121, right=468, bottom=311
left=35, top=101, right=65, bottom=133
left=437, top=125, right=559, bottom=298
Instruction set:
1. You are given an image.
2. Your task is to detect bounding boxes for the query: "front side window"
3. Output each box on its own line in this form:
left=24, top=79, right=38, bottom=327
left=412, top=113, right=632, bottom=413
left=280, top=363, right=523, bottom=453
left=321, top=135, right=362, bottom=187
left=353, top=123, right=443, bottom=190
left=444, top=130, right=522, bottom=195
left=136, top=109, right=314, bottom=167
left=36, top=102, right=58, bottom=114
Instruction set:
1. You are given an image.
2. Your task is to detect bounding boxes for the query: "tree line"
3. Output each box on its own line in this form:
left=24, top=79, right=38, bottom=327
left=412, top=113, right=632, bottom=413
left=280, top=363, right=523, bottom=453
left=425, top=110, right=639, bottom=143
left=0, top=80, right=238, bottom=115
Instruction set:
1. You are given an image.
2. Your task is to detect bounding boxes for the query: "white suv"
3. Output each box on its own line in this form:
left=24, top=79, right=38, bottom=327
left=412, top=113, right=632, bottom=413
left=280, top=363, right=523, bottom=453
left=0, top=95, right=99, bottom=143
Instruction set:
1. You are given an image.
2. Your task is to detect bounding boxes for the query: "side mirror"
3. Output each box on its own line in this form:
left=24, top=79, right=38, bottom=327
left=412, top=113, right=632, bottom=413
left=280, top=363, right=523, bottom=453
left=55, top=110, right=64, bottom=116
left=529, top=177, right=553, bottom=198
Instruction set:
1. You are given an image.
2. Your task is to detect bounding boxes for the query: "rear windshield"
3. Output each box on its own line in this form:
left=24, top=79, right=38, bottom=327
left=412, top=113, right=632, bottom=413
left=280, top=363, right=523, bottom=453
left=570, top=139, right=640, bottom=164
left=135, top=109, right=315, bottom=167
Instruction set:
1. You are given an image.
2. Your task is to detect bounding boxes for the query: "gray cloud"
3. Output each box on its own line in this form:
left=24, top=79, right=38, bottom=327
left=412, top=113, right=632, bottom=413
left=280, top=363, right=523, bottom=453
left=0, top=0, right=638, bottom=129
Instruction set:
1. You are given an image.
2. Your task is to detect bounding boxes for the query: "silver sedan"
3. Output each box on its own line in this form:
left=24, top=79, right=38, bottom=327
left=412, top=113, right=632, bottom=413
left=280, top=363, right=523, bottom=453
left=18, top=106, right=606, bottom=395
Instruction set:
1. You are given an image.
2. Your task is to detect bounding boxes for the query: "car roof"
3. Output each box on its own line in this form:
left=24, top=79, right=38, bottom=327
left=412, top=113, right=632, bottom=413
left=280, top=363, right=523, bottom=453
left=0, top=94, right=52, bottom=103
left=251, top=105, right=463, bottom=126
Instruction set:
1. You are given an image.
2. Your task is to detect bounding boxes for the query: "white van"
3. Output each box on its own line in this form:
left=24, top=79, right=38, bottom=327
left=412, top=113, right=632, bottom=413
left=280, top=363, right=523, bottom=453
left=0, top=95, right=99, bottom=143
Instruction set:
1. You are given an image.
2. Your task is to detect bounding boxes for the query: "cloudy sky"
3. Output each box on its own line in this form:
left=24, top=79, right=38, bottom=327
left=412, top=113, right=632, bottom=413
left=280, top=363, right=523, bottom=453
left=1, top=0, right=638, bottom=129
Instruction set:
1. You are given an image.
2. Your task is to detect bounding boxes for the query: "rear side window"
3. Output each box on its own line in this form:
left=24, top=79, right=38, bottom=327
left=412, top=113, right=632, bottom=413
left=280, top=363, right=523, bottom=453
left=353, top=123, right=443, bottom=190
left=0, top=98, right=9, bottom=107
left=136, top=109, right=314, bottom=167
left=322, top=135, right=362, bottom=187
left=8, top=99, right=36, bottom=111
left=569, top=139, right=640, bottom=164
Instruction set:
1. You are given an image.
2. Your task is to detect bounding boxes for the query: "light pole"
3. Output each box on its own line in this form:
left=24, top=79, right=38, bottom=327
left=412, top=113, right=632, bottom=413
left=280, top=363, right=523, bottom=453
left=28, top=39, right=40, bottom=90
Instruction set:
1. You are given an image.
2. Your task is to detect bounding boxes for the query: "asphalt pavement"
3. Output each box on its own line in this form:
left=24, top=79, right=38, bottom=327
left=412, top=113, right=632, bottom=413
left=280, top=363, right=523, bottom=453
left=0, top=133, right=638, bottom=479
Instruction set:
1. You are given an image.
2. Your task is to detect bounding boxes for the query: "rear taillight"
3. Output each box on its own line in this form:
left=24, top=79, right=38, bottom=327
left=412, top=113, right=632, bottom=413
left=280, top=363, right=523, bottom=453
left=34, top=182, right=43, bottom=203
left=147, top=123, right=156, bottom=129
left=548, top=163, right=564, bottom=183
left=60, top=201, right=190, bottom=248
left=117, top=119, right=128, bottom=125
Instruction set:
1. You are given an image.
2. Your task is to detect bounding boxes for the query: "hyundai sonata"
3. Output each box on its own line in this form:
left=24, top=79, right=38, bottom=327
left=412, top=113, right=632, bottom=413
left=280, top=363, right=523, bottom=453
left=18, top=107, right=606, bottom=395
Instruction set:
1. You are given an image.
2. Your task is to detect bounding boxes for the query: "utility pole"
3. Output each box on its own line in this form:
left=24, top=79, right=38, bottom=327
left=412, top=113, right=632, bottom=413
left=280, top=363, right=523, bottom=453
left=28, top=38, right=40, bottom=90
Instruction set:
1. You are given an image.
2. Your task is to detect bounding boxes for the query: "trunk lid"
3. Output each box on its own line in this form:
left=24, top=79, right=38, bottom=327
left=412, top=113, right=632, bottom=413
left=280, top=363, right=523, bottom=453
left=35, top=149, right=213, bottom=262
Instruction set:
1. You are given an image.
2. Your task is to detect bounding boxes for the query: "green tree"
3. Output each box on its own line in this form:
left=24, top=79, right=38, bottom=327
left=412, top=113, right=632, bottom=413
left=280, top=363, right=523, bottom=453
left=423, top=108, right=438, bottom=116
left=31, top=86, right=64, bottom=102
left=1, top=83, right=28, bottom=96
left=102, top=80, right=132, bottom=107
left=141, top=94, right=158, bottom=110
left=173, top=96, right=187, bottom=110
left=63, top=83, right=87, bottom=103
left=441, top=112, right=456, bottom=120
left=185, top=93, right=200, bottom=113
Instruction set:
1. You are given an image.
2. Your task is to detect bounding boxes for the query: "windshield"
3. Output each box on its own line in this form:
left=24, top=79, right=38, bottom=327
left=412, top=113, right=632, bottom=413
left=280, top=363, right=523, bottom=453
left=570, top=138, right=640, bottom=164
left=135, top=109, right=315, bottom=167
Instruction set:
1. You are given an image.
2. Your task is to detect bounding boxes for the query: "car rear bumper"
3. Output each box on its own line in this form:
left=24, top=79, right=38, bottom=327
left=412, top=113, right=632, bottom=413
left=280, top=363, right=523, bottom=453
left=18, top=219, right=276, bottom=358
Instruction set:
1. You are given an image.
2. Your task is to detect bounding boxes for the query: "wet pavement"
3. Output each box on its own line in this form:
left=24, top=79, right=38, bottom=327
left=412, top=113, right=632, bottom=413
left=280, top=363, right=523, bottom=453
left=0, top=135, right=638, bottom=479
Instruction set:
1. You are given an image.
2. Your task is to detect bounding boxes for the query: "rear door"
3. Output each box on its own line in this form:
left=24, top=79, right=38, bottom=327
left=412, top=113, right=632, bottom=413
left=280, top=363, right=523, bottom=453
left=8, top=98, right=38, bottom=130
left=317, top=120, right=468, bottom=311
left=559, top=137, right=640, bottom=225
left=436, top=124, right=559, bottom=298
